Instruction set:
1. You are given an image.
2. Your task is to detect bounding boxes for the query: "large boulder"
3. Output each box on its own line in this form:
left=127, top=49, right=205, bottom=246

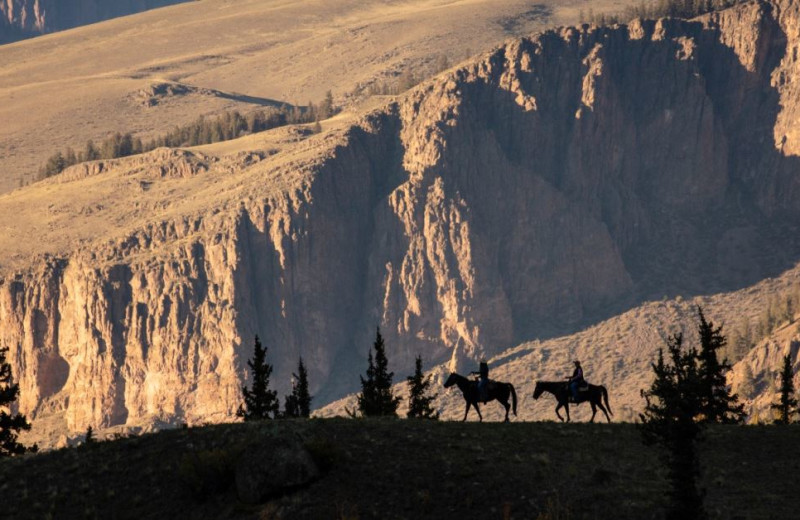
left=235, top=436, right=320, bottom=505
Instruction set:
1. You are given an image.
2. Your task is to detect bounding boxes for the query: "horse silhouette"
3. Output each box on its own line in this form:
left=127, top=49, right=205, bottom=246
left=533, top=380, right=612, bottom=422
left=443, top=372, right=517, bottom=422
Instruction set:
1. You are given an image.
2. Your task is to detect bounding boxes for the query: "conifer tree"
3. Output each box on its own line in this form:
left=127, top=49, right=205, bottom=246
left=237, top=336, right=279, bottom=421
left=283, top=392, right=299, bottom=418
left=640, top=333, right=707, bottom=520
left=85, top=425, right=95, bottom=444
left=696, top=307, right=745, bottom=424
left=406, top=355, right=439, bottom=419
left=319, top=90, right=334, bottom=119
left=0, top=346, right=34, bottom=457
left=84, top=140, right=100, bottom=161
left=355, top=328, right=401, bottom=417
left=282, top=357, right=312, bottom=418
left=294, top=357, right=312, bottom=418
left=771, top=353, right=797, bottom=424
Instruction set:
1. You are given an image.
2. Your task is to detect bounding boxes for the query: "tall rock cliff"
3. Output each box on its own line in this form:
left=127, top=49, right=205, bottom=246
left=5, top=0, right=800, bottom=442
left=729, top=319, right=800, bottom=422
left=0, top=0, right=189, bottom=43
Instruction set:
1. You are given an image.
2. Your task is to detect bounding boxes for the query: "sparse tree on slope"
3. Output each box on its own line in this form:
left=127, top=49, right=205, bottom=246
left=406, top=355, right=439, bottom=419
left=282, top=357, right=312, bottom=418
left=84, top=140, right=100, bottom=161
left=696, top=307, right=745, bottom=424
left=294, top=357, right=312, bottom=417
left=283, top=392, right=299, bottom=418
left=771, top=353, right=797, bottom=425
left=0, top=346, right=35, bottom=457
left=640, top=333, right=707, bottom=520
left=318, top=90, right=334, bottom=119
left=354, top=328, right=401, bottom=417
left=237, top=336, right=279, bottom=421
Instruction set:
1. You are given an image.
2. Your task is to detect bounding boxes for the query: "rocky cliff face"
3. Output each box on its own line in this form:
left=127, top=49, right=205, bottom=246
left=0, top=0, right=189, bottom=43
left=730, top=322, right=800, bottom=422
left=5, top=0, right=800, bottom=442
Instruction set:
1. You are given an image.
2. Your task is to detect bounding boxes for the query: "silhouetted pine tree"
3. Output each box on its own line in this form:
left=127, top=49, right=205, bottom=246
left=355, top=328, right=401, bottom=417
left=771, top=353, right=797, bottom=424
left=640, top=333, right=707, bottom=520
left=0, top=346, right=35, bottom=457
left=406, top=355, right=439, bottom=419
left=283, top=392, right=299, bottom=418
left=237, top=336, right=279, bottom=421
left=696, top=307, right=745, bottom=424
left=294, top=357, right=312, bottom=417
left=282, top=357, right=312, bottom=418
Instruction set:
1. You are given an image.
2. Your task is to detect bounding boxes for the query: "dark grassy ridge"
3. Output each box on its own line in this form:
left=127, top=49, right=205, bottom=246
left=0, top=419, right=797, bottom=519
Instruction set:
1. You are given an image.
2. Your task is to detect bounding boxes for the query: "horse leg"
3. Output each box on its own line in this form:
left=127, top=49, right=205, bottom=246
left=502, top=399, right=510, bottom=422
left=564, top=403, right=571, bottom=422
left=597, top=402, right=611, bottom=423
left=590, top=402, right=597, bottom=423
left=476, top=402, right=483, bottom=422
left=463, top=400, right=471, bottom=422
left=555, top=403, right=564, bottom=422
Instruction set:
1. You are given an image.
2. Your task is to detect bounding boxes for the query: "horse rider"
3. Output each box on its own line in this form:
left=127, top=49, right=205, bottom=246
left=470, top=359, right=489, bottom=402
left=567, top=360, right=585, bottom=402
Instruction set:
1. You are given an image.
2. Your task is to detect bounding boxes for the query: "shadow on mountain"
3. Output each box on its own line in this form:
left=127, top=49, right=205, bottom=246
left=211, top=90, right=291, bottom=108
left=435, top=7, right=800, bottom=343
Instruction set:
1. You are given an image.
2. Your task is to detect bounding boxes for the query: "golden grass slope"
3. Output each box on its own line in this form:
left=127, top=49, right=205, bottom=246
left=0, top=0, right=620, bottom=193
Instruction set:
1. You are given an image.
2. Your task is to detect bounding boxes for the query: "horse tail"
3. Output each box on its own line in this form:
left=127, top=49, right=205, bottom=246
left=509, top=383, right=518, bottom=416
left=602, top=385, right=613, bottom=416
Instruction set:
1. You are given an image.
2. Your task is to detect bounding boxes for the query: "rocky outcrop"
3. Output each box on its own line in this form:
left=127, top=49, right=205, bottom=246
left=730, top=322, right=800, bottom=422
left=0, top=0, right=189, bottom=43
left=6, top=0, right=800, bottom=442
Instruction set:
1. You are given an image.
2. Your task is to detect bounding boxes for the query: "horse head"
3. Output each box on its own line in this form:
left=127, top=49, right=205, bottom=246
left=443, top=373, right=458, bottom=388
left=532, top=381, right=543, bottom=399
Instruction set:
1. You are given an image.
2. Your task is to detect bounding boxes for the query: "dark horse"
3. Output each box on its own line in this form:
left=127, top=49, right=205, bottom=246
left=532, top=381, right=613, bottom=423
left=443, top=373, right=517, bottom=422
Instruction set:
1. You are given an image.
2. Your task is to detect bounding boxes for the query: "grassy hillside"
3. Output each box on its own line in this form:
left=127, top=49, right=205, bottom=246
left=0, top=0, right=587, bottom=192
left=2, top=419, right=798, bottom=519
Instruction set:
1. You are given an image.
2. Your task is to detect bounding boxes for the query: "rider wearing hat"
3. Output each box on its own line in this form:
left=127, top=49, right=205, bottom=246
left=567, top=360, right=585, bottom=402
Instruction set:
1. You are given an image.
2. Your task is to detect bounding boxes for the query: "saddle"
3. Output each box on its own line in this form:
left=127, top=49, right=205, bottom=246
left=472, top=377, right=496, bottom=402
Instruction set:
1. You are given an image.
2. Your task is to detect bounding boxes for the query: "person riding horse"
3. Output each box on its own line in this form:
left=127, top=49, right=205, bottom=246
left=567, top=360, right=585, bottom=402
left=470, top=360, right=489, bottom=402
left=444, top=372, right=518, bottom=422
